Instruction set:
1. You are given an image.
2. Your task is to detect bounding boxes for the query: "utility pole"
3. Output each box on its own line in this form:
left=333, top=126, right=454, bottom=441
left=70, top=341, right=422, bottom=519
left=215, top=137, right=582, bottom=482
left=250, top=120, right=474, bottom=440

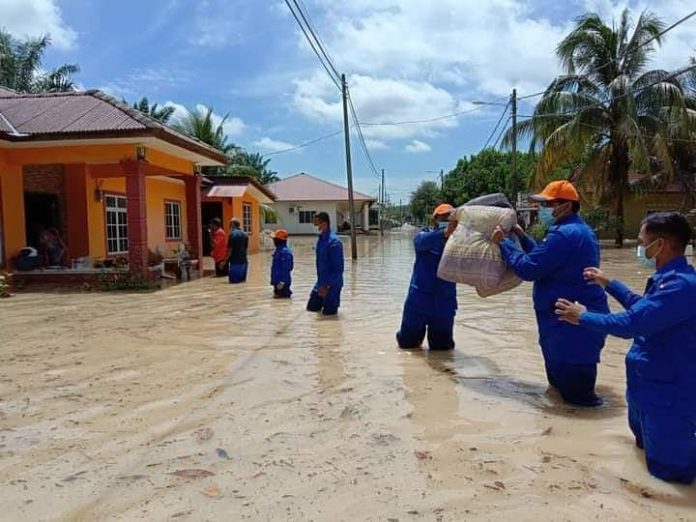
left=511, top=88, right=518, bottom=209
left=341, top=73, right=358, bottom=260
left=439, top=169, right=444, bottom=191
left=380, top=168, right=385, bottom=236
left=399, top=198, right=403, bottom=225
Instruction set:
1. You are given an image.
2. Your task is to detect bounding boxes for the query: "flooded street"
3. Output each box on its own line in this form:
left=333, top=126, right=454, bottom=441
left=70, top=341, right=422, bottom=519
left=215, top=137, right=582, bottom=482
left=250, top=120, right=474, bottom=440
left=1, top=233, right=694, bottom=521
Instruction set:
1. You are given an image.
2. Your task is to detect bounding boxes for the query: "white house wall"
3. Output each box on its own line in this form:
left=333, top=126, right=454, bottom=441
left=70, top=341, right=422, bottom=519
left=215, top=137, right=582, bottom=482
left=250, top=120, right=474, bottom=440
left=264, top=201, right=339, bottom=234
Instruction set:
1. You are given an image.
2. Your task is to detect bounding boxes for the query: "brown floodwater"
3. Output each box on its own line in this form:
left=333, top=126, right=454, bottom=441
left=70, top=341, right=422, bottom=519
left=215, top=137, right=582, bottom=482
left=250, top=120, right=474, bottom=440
left=0, top=233, right=694, bottom=521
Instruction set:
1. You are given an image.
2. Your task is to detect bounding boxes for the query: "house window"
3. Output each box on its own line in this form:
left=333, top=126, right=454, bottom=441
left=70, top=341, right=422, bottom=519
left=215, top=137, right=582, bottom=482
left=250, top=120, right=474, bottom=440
left=105, top=195, right=128, bottom=255
left=165, top=201, right=182, bottom=240
left=243, top=203, right=252, bottom=234
left=299, top=210, right=316, bottom=224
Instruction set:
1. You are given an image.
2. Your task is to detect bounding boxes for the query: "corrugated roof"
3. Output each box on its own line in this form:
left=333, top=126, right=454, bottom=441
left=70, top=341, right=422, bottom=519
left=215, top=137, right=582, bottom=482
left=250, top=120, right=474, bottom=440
left=267, top=173, right=375, bottom=202
left=0, top=87, right=18, bottom=97
left=0, top=90, right=226, bottom=163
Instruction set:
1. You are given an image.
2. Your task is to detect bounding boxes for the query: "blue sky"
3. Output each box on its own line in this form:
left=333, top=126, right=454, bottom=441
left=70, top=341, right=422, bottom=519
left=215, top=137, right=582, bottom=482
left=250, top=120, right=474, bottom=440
left=3, top=0, right=694, bottom=202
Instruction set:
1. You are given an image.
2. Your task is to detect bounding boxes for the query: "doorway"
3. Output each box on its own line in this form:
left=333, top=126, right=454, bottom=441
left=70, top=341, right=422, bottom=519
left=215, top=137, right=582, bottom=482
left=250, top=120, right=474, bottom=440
left=24, top=192, right=62, bottom=249
left=201, top=201, right=224, bottom=256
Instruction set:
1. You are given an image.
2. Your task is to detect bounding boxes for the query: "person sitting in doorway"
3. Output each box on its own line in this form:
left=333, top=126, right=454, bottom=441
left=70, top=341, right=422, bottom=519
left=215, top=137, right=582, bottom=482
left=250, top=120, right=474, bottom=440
left=40, top=227, right=68, bottom=267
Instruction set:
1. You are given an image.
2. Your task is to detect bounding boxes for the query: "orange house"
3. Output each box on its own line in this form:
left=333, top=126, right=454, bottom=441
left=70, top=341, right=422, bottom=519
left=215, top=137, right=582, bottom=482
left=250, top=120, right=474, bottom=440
left=0, top=88, right=226, bottom=278
left=201, top=176, right=276, bottom=255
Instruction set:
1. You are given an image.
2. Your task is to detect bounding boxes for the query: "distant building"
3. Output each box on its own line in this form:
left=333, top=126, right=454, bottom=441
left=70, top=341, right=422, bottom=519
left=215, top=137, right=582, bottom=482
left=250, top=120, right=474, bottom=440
left=264, top=173, right=376, bottom=234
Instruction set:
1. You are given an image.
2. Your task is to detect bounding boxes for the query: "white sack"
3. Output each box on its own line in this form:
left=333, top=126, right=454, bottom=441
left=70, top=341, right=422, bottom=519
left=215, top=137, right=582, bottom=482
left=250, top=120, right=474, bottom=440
left=437, top=205, right=519, bottom=290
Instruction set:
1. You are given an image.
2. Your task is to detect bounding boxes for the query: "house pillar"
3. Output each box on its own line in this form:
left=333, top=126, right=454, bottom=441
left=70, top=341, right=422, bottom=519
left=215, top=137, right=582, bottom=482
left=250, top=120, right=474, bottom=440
left=64, top=164, right=90, bottom=258
left=122, top=160, right=148, bottom=272
left=362, top=203, right=370, bottom=232
left=0, top=161, right=24, bottom=267
left=184, top=174, right=203, bottom=273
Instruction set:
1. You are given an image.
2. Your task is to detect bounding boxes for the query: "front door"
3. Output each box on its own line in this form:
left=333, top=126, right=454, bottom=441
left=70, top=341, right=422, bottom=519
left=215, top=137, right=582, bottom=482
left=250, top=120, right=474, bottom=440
left=201, top=201, right=224, bottom=256
left=24, top=192, right=62, bottom=249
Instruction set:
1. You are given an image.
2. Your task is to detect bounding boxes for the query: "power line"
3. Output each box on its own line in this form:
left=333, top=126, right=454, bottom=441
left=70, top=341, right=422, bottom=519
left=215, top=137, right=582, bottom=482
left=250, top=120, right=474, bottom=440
left=293, top=0, right=341, bottom=79
left=265, top=129, right=345, bottom=155
left=347, top=89, right=382, bottom=180
left=493, top=116, right=512, bottom=149
left=360, top=105, right=484, bottom=127
left=283, top=0, right=340, bottom=90
left=482, top=101, right=510, bottom=149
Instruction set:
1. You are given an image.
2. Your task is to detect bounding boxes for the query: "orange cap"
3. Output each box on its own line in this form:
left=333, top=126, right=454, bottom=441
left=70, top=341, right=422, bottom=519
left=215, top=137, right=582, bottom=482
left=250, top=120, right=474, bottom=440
left=272, top=229, right=288, bottom=240
left=432, top=203, right=455, bottom=217
left=530, top=180, right=579, bottom=202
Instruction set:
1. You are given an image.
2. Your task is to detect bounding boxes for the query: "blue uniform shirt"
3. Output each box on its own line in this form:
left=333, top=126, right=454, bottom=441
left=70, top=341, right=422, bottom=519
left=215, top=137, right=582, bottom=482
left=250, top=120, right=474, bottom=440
left=315, top=231, right=344, bottom=290
left=406, top=227, right=457, bottom=313
left=579, top=256, right=696, bottom=410
left=271, top=244, right=294, bottom=287
left=500, top=213, right=609, bottom=364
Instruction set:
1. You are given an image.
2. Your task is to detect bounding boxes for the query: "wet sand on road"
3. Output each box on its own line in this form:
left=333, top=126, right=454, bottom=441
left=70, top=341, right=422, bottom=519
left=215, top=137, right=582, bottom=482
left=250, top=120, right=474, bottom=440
left=1, top=234, right=694, bottom=521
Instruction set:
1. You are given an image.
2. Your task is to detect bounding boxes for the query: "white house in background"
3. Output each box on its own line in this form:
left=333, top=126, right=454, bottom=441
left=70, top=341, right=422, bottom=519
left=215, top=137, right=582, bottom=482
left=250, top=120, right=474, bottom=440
left=264, top=173, right=376, bottom=234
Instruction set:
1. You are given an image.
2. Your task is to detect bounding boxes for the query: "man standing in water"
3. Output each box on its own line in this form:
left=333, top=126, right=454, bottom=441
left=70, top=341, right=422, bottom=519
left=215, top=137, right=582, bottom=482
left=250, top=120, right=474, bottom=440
left=210, top=218, right=228, bottom=277
left=306, top=212, right=344, bottom=316
left=397, top=204, right=458, bottom=351
left=492, top=181, right=609, bottom=407
left=556, top=212, right=696, bottom=484
left=225, top=218, right=249, bottom=284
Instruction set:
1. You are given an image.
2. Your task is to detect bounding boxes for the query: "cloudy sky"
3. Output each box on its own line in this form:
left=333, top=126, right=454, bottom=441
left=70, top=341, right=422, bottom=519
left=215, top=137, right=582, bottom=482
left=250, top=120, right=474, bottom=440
left=2, top=0, right=694, bottom=200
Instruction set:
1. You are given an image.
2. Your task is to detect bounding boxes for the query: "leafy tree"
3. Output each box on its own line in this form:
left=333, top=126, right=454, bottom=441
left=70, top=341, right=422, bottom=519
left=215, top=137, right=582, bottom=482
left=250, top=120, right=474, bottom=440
left=172, top=106, right=238, bottom=154
left=0, top=30, right=79, bottom=93
left=227, top=151, right=279, bottom=184
left=442, top=149, right=537, bottom=206
left=507, top=10, right=695, bottom=245
left=410, top=181, right=441, bottom=224
left=132, top=96, right=175, bottom=123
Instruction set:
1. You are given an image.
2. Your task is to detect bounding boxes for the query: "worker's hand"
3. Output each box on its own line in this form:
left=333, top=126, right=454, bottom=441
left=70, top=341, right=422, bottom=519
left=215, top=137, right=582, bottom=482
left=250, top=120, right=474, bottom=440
left=491, top=226, right=506, bottom=245
left=276, top=282, right=285, bottom=290
left=555, top=298, right=587, bottom=325
left=512, top=224, right=526, bottom=237
left=318, top=286, right=330, bottom=298
left=444, top=220, right=458, bottom=238
left=583, top=267, right=609, bottom=288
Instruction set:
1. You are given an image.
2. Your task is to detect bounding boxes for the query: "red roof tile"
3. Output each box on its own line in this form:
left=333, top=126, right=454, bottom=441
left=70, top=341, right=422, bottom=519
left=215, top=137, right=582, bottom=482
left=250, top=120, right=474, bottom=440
left=267, top=173, right=375, bottom=202
left=0, top=90, right=226, bottom=163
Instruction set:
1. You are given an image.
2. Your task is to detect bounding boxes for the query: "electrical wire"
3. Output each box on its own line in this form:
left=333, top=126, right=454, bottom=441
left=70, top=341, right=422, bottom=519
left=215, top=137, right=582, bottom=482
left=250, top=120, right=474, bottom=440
left=493, top=116, right=512, bottom=149
left=293, top=0, right=341, bottom=79
left=360, top=105, right=484, bottom=127
left=482, top=102, right=510, bottom=149
left=283, top=0, right=341, bottom=90
left=265, top=129, right=345, bottom=155
left=347, top=88, right=382, bottom=180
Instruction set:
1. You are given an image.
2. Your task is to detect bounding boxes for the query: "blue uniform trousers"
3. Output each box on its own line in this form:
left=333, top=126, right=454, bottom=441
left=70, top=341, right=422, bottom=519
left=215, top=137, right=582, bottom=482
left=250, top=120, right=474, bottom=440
left=544, top=361, right=602, bottom=407
left=228, top=262, right=248, bottom=284
left=628, top=403, right=696, bottom=484
left=396, top=300, right=455, bottom=351
left=306, top=287, right=342, bottom=315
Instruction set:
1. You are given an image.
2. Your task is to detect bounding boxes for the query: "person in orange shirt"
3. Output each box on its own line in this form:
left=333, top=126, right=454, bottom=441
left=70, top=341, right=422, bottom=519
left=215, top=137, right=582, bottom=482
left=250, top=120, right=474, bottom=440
left=209, top=218, right=227, bottom=277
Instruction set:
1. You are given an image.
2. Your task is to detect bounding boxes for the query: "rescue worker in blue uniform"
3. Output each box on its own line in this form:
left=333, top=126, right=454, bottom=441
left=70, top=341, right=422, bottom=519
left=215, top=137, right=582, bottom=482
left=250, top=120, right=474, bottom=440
left=306, top=212, right=344, bottom=316
left=556, top=212, right=696, bottom=484
left=492, top=181, right=609, bottom=406
left=270, top=229, right=293, bottom=298
left=397, top=204, right=459, bottom=350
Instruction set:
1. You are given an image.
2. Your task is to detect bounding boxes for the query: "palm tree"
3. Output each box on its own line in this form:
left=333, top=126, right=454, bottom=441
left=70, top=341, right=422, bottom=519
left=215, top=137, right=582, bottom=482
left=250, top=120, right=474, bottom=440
left=0, top=30, right=79, bottom=93
left=132, top=96, right=175, bottom=124
left=509, top=10, right=695, bottom=245
left=228, top=151, right=279, bottom=184
left=172, top=106, right=238, bottom=154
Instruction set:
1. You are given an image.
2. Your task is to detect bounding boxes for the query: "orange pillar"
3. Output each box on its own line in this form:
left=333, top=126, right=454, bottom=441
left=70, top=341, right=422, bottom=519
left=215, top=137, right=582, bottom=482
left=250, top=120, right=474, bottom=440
left=64, top=164, right=90, bottom=258
left=0, top=161, right=25, bottom=265
left=184, top=174, right=203, bottom=272
left=122, top=160, right=148, bottom=272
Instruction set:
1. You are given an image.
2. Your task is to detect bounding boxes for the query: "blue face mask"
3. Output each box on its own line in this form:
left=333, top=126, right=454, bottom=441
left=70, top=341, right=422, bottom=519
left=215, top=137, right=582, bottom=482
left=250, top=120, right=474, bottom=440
left=636, top=239, right=660, bottom=269
left=437, top=221, right=449, bottom=231
left=538, top=206, right=555, bottom=227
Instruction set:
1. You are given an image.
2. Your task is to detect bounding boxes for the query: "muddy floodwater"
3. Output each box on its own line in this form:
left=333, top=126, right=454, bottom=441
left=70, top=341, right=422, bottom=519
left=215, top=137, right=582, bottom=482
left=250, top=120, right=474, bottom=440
left=1, top=233, right=694, bottom=521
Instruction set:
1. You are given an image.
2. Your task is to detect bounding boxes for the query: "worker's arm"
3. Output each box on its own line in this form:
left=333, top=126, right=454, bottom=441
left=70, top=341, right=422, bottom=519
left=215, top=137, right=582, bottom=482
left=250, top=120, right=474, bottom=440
left=499, top=228, right=569, bottom=281
left=605, top=279, right=643, bottom=310
left=518, top=233, right=537, bottom=253
left=579, top=280, right=696, bottom=339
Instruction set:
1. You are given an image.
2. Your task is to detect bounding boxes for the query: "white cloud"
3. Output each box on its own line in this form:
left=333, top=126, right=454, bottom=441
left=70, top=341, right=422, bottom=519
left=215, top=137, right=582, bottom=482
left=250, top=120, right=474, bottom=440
left=99, top=68, right=193, bottom=101
left=253, top=137, right=298, bottom=153
left=365, top=139, right=389, bottom=150
left=189, top=0, right=244, bottom=48
left=165, top=102, right=246, bottom=137
left=294, top=72, right=473, bottom=141
left=404, top=140, right=432, bottom=154
left=0, top=0, right=77, bottom=49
